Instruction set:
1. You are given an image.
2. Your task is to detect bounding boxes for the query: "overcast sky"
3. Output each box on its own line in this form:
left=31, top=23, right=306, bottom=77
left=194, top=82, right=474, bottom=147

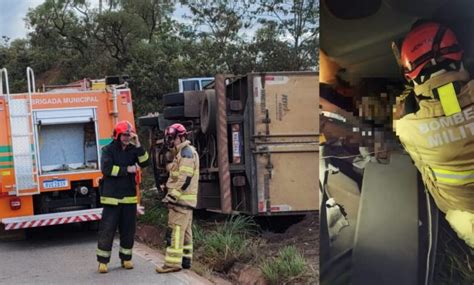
left=0, top=0, right=194, bottom=40
left=0, top=0, right=44, bottom=39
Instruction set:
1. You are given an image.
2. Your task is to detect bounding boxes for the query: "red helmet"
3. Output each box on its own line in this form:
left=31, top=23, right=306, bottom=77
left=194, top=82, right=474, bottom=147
left=164, top=123, right=187, bottom=147
left=400, top=22, right=463, bottom=82
left=113, top=120, right=135, bottom=140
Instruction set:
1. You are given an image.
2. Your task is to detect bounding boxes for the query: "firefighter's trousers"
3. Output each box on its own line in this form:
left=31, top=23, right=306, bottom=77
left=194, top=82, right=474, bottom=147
left=96, top=204, right=136, bottom=264
left=165, top=204, right=193, bottom=269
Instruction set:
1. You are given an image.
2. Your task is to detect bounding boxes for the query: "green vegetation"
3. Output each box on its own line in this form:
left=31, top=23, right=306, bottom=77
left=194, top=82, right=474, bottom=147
left=260, top=245, right=307, bottom=285
left=137, top=204, right=168, bottom=227
left=194, top=215, right=259, bottom=272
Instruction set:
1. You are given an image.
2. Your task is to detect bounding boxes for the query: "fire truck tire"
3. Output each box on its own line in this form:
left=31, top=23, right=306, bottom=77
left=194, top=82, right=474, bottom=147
left=163, top=92, right=185, bottom=106
left=200, top=91, right=217, bottom=134
left=163, top=106, right=185, bottom=120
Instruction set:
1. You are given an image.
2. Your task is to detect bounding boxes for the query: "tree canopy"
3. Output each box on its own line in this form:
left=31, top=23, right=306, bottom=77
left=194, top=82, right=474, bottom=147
left=0, top=0, right=319, bottom=115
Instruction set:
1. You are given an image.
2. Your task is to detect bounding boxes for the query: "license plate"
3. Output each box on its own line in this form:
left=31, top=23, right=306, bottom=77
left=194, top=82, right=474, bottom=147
left=43, top=179, right=69, bottom=189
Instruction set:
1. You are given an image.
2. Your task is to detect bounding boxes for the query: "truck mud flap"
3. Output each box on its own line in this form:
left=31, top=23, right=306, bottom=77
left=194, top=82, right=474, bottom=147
left=1, top=208, right=102, bottom=231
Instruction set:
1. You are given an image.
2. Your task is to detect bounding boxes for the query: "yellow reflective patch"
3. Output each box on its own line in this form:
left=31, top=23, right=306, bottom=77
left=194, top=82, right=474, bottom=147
left=119, top=247, right=132, bottom=255
left=179, top=165, right=194, bottom=175
left=101, top=196, right=119, bottom=205
left=96, top=249, right=111, bottom=257
left=174, top=225, right=181, bottom=250
left=138, top=152, right=149, bottom=163
left=431, top=168, right=474, bottom=176
left=169, top=189, right=182, bottom=199
left=120, top=196, right=138, bottom=204
left=179, top=194, right=197, bottom=201
left=431, top=167, right=474, bottom=185
left=100, top=196, right=137, bottom=205
left=111, top=165, right=120, bottom=176
left=165, top=256, right=182, bottom=264
left=183, top=244, right=193, bottom=250
left=1, top=170, right=11, bottom=176
left=437, top=83, right=461, bottom=116
left=166, top=247, right=183, bottom=254
left=183, top=254, right=193, bottom=258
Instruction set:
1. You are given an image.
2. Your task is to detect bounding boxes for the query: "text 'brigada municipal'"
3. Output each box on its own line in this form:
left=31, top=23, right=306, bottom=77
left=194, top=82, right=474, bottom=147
left=32, top=96, right=99, bottom=105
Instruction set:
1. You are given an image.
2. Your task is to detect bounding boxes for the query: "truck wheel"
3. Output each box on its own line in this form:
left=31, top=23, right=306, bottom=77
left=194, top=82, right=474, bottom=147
left=200, top=91, right=217, bottom=134
left=163, top=92, right=185, bottom=106
left=163, top=106, right=185, bottom=120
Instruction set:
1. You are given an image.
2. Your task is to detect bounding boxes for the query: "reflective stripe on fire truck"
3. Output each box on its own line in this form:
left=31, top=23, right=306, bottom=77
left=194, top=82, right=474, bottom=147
left=1, top=208, right=103, bottom=230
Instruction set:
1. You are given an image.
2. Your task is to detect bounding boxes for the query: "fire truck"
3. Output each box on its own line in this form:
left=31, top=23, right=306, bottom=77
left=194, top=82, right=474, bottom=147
left=0, top=67, right=138, bottom=231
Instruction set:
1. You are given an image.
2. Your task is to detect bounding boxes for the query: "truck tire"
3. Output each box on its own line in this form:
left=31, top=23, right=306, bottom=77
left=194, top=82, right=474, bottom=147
left=200, top=91, right=217, bottom=134
left=163, top=92, right=185, bottom=106
left=163, top=106, right=185, bottom=120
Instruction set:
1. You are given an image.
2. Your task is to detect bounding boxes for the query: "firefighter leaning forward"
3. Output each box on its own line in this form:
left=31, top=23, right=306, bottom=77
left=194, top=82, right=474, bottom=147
left=156, top=123, right=200, bottom=274
left=96, top=120, right=150, bottom=273
left=394, top=21, right=474, bottom=248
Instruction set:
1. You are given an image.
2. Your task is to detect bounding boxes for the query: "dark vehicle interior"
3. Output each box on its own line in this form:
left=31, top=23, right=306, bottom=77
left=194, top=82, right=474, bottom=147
left=319, top=1, right=474, bottom=284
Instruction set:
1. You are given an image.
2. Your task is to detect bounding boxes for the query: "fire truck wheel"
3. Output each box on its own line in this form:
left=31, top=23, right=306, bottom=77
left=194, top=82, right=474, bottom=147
left=200, top=91, right=216, bottom=134
left=163, top=92, right=185, bottom=106
left=163, top=106, right=185, bottom=120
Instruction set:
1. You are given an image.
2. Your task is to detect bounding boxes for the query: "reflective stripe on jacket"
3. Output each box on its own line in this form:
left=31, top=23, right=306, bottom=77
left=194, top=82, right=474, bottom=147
left=395, top=79, right=474, bottom=214
left=165, top=140, right=199, bottom=208
left=100, top=140, right=150, bottom=202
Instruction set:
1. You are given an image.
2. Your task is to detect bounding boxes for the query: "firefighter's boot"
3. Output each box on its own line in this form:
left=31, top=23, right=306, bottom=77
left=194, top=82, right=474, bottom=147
left=121, top=260, right=134, bottom=269
left=98, top=263, right=108, bottom=273
left=156, top=265, right=181, bottom=274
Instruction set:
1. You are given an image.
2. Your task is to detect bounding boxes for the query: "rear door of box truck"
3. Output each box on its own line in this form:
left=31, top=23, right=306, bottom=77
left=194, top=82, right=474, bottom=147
left=251, top=72, right=319, bottom=214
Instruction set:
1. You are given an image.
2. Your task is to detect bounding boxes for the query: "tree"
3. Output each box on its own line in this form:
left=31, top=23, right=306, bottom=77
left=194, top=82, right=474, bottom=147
left=256, top=0, right=319, bottom=70
left=184, top=0, right=258, bottom=74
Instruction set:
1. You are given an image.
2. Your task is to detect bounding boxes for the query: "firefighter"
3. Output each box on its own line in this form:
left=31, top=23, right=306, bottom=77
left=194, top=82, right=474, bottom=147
left=96, top=120, right=150, bottom=273
left=156, top=123, right=199, bottom=273
left=395, top=21, right=474, bottom=247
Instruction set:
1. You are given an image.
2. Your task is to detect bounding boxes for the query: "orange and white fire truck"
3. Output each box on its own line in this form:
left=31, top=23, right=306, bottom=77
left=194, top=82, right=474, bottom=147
left=0, top=67, right=139, bottom=231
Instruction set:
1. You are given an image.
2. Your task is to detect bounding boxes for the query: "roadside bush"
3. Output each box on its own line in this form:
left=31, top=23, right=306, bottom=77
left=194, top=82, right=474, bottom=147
left=260, top=246, right=307, bottom=285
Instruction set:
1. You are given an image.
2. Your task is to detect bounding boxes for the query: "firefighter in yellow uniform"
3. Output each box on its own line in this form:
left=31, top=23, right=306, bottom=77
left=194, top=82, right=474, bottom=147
left=395, top=21, right=474, bottom=248
left=156, top=123, right=199, bottom=273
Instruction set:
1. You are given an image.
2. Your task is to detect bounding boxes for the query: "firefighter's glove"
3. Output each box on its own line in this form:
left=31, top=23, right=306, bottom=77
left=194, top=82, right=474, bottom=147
left=137, top=204, right=145, bottom=216
left=445, top=210, right=474, bottom=249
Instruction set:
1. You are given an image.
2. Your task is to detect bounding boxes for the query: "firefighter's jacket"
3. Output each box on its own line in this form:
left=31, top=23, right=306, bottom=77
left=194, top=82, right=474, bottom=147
left=395, top=79, right=474, bottom=215
left=163, top=140, right=199, bottom=208
left=100, top=140, right=150, bottom=205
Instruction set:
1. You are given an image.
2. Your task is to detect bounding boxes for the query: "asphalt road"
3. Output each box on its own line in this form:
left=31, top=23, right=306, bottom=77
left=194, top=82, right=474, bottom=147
left=0, top=224, right=212, bottom=285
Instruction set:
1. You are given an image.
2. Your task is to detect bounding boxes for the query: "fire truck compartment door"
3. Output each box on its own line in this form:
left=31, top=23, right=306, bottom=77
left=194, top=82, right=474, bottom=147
left=34, top=108, right=95, bottom=125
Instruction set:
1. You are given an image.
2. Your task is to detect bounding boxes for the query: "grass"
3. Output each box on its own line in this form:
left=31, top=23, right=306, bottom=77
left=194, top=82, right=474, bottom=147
left=260, top=246, right=307, bottom=285
left=193, top=215, right=259, bottom=272
left=137, top=204, right=168, bottom=226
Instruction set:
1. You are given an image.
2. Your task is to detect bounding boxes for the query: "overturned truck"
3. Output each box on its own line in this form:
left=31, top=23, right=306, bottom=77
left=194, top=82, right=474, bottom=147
left=140, top=72, right=319, bottom=215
